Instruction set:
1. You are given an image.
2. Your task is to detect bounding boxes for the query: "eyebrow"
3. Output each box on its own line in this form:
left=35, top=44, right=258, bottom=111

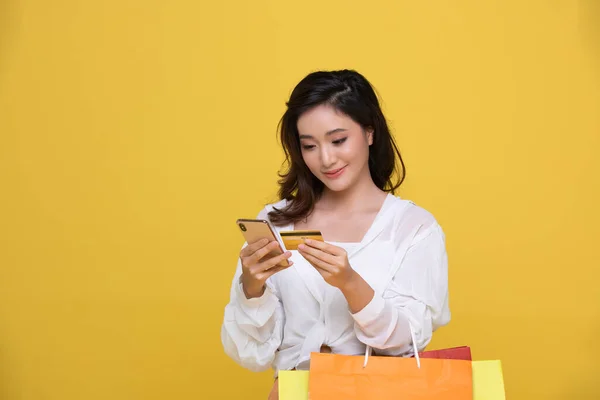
left=299, top=128, right=347, bottom=140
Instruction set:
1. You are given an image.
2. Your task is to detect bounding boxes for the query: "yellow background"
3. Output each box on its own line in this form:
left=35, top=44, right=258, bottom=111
left=1, top=1, right=599, bottom=399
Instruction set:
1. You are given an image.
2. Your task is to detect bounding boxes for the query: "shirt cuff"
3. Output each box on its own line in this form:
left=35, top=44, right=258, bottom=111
left=351, top=293, right=386, bottom=328
left=235, top=279, right=277, bottom=309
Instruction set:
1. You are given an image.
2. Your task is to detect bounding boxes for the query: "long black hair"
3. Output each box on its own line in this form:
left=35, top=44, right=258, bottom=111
left=269, top=69, right=405, bottom=226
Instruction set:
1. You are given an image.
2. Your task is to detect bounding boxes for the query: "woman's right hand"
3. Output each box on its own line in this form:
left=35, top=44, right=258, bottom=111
left=239, top=238, right=293, bottom=299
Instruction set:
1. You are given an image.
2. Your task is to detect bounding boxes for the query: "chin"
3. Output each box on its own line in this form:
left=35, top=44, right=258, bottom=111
left=321, top=177, right=353, bottom=192
left=323, top=184, right=348, bottom=192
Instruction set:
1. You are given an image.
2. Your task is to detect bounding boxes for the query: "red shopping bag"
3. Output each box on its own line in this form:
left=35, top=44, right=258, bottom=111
left=420, top=345, right=472, bottom=360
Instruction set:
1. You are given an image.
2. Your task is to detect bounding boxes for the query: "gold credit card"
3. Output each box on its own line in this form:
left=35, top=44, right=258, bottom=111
left=280, top=230, right=323, bottom=250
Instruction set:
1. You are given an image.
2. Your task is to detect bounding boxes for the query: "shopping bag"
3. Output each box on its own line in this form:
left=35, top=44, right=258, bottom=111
left=472, top=360, right=506, bottom=400
left=280, top=358, right=507, bottom=400
left=278, top=346, right=492, bottom=400
left=419, top=345, right=472, bottom=361
left=281, top=359, right=507, bottom=400
left=278, top=370, right=309, bottom=400
left=279, top=346, right=473, bottom=400
left=308, top=352, right=473, bottom=400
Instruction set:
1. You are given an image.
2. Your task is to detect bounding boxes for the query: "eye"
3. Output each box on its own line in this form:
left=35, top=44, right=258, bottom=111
left=332, top=137, right=347, bottom=145
left=301, top=144, right=316, bottom=150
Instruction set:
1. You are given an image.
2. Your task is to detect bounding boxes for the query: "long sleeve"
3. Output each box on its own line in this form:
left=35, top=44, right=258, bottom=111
left=220, top=208, right=285, bottom=372
left=351, top=221, right=450, bottom=356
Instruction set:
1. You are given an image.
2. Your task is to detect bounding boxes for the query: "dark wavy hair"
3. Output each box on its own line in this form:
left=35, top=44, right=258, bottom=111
left=268, top=69, right=405, bottom=226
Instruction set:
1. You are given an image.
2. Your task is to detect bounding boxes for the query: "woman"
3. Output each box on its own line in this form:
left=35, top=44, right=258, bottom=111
left=221, top=69, right=450, bottom=399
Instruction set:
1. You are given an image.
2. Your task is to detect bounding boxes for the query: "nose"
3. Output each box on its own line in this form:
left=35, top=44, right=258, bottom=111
left=319, top=145, right=336, bottom=168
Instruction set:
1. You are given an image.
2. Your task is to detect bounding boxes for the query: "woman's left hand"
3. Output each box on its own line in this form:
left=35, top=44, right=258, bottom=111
left=298, top=239, right=355, bottom=289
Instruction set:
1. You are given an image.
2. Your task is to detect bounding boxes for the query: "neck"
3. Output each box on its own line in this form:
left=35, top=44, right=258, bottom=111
left=319, top=169, right=386, bottom=212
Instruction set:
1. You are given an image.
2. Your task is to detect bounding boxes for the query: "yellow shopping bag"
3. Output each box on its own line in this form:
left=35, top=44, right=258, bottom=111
left=472, top=360, right=506, bottom=399
left=278, top=370, right=309, bottom=400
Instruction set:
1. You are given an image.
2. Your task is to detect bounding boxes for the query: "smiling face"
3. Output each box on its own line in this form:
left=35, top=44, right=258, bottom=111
left=297, top=104, right=373, bottom=193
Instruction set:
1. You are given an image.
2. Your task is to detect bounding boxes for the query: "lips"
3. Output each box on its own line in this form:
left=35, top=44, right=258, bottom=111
left=323, top=166, right=346, bottom=178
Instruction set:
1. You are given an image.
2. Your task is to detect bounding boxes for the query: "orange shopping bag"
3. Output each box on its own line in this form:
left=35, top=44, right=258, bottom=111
left=308, top=352, right=473, bottom=400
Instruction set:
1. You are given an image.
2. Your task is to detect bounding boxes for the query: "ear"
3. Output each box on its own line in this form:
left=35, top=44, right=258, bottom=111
left=366, top=127, right=374, bottom=146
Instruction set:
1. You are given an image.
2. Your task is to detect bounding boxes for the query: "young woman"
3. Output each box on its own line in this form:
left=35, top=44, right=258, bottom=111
left=221, top=70, right=450, bottom=399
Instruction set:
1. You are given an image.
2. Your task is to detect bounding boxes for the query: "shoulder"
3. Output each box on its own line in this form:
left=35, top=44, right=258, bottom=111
left=256, top=198, right=288, bottom=221
left=389, top=195, right=444, bottom=242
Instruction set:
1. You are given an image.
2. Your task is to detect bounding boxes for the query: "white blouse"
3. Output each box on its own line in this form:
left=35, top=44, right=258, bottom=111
left=221, top=194, right=450, bottom=374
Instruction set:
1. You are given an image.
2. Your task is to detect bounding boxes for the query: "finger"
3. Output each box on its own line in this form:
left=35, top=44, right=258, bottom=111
left=304, top=239, right=345, bottom=256
left=249, top=241, right=281, bottom=264
left=261, top=262, right=293, bottom=280
left=257, top=250, right=292, bottom=272
left=240, top=238, right=270, bottom=257
left=299, top=251, right=333, bottom=273
left=298, top=244, right=338, bottom=265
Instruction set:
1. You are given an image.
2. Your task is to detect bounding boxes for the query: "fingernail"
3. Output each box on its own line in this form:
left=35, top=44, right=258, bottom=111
left=298, top=244, right=305, bottom=250
left=305, top=239, right=312, bottom=244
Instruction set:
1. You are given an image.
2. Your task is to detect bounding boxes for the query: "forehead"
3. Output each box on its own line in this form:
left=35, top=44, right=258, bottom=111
left=297, top=104, right=358, bottom=136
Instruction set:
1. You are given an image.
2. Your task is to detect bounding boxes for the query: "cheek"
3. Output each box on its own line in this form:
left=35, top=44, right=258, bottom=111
left=301, top=151, right=319, bottom=171
left=341, top=140, right=368, bottom=160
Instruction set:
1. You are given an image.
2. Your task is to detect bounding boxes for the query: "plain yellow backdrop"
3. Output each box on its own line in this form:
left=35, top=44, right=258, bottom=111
left=1, top=1, right=599, bottom=399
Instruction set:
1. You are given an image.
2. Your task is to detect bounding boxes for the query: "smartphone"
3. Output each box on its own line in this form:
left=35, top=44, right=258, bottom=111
left=279, top=230, right=324, bottom=250
left=236, top=218, right=290, bottom=267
